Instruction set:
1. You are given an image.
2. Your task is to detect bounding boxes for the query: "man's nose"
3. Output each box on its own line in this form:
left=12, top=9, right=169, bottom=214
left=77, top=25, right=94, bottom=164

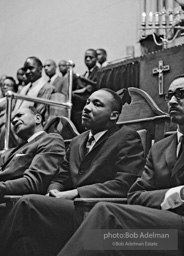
left=169, top=95, right=178, bottom=104
left=26, top=69, right=30, bottom=74
left=83, top=104, right=91, bottom=112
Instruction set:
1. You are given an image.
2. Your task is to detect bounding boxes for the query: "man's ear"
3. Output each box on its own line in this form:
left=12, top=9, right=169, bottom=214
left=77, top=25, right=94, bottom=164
left=110, top=111, right=119, bottom=121
left=34, top=114, right=42, bottom=124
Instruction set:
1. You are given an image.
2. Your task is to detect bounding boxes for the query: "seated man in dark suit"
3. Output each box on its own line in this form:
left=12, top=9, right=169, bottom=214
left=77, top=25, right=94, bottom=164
left=56, top=74, right=184, bottom=256
left=0, top=88, right=145, bottom=256
left=0, top=106, right=66, bottom=198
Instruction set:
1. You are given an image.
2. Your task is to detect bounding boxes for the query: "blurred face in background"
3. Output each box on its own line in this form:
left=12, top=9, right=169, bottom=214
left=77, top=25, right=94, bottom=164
left=1, top=78, right=17, bottom=96
left=84, top=50, right=97, bottom=70
left=58, top=60, right=68, bottom=76
left=44, top=60, right=56, bottom=78
left=96, top=49, right=106, bottom=65
left=17, top=68, right=28, bottom=85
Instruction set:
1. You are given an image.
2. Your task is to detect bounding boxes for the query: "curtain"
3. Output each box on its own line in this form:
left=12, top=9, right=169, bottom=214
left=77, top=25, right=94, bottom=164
left=97, top=58, right=140, bottom=92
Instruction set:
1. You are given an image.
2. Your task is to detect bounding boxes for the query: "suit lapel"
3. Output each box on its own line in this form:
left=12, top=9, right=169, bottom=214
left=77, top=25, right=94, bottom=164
left=165, top=133, right=177, bottom=173
left=52, top=76, right=59, bottom=86
left=1, top=141, right=28, bottom=169
left=1, top=132, right=46, bottom=170
left=171, top=150, right=184, bottom=177
left=88, top=66, right=98, bottom=80
left=90, top=125, right=119, bottom=153
left=167, top=132, right=184, bottom=177
left=80, top=125, right=119, bottom=160
left=78, top=131, right=90, bottom=159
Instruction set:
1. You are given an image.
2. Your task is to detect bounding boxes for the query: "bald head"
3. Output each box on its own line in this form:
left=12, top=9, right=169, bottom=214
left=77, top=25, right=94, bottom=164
left=58, top=60, right=68, bottom=76
left=44, top=59, right=57, bottom=78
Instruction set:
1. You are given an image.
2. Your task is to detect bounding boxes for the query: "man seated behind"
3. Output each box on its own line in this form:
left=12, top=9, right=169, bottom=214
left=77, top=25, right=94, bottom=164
left=0, top=106, right=66, bottom=199
left=57, top=74, right=184, bottom=256
left=0, top=88, right=145, bottom=256
left=0, top=76, right=18, bottom=129
left=0, top=56, right=59, bottom=150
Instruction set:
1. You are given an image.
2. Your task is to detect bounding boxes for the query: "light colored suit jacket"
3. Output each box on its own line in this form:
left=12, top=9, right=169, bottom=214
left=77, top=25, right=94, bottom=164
left=52, top=75, right=68, bottom=98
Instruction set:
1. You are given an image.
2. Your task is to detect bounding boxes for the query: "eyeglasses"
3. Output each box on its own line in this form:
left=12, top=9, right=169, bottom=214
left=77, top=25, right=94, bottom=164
left=164, top=89, right=184, bottom=102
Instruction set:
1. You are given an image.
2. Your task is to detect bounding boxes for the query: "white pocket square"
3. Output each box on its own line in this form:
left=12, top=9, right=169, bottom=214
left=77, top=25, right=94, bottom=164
left=15, top=153, right=26, bottom=157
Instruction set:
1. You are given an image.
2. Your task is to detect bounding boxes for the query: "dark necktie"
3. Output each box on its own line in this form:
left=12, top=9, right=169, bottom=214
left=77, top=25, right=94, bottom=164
left=85, top=135, right=95, bottom=155
left=25, top=83, right=33, bottom=95
left=178, top=135, right=184, bottom=158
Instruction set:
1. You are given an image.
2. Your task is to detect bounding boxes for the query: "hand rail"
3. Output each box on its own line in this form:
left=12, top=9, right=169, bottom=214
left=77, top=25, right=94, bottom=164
left=4, top=91, right=72, bottom=151
left=4, top=59, right=74, bottom=151
left=67, top=60, right=74, bottom=119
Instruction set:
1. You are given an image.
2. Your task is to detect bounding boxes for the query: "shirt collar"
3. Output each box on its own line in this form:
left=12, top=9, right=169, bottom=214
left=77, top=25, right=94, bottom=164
left=27, top=131, right=45, bottom=142
left=88, top=130, right=107, bottom=143
left=88, top=65, right=96, bottom=73
left=177, top=129, right=183, bottom=143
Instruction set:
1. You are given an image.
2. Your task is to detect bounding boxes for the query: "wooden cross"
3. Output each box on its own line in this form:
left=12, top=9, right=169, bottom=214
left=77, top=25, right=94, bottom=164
left=152, top=60, right=170, bottom=96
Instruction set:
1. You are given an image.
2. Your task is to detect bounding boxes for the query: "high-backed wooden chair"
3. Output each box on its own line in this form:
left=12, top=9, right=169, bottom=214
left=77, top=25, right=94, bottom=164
left=44, top=115, right=79, bottom=149
left=3, top=88, right=172, bottom=218
left=117, top=87, right=170, bottom=156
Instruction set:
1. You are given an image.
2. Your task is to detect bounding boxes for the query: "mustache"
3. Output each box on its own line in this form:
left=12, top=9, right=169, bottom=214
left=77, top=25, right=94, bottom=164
left=169, top=107, right=180, bottom=112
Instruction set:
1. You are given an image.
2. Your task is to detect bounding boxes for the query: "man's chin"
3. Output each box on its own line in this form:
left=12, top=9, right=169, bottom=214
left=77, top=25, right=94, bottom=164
left=170, top=116, right=184, bottom=124
left=81, top=121, right=90, bottom=130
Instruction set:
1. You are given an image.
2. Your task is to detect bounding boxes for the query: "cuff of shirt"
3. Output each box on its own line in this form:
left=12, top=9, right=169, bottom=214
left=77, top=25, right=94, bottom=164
left=161, top=185, right=184, bottom=210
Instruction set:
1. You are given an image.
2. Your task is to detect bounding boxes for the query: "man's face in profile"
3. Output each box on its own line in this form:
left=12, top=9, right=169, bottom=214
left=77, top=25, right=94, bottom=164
left=167, top=77, right=184, bottom=125
left=82, top=90, right=114, bottom=134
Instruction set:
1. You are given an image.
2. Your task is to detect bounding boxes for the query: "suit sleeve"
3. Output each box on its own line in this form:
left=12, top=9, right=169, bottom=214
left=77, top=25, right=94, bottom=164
left=127, top=148, right=168, bottom=209
left=0, top=134, right=68, bottom=197
left=46, top=146, right=71, bottom=192
left=77, top=130, right=145, bottom=198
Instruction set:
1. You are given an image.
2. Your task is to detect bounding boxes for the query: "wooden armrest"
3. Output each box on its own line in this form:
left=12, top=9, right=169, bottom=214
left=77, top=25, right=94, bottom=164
left=3, top=195, right=22, bottom=209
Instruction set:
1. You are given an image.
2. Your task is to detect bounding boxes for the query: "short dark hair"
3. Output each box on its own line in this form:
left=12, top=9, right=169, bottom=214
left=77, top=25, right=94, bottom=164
left=26, top=56, right=43, bottom=68
left=4, top=76, right=18, bottom=92
left=100, top=88, right=122, bottom=114
left=96, top=48, right=107, bottom=57
left=85, top=49, right=97, bottom=58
